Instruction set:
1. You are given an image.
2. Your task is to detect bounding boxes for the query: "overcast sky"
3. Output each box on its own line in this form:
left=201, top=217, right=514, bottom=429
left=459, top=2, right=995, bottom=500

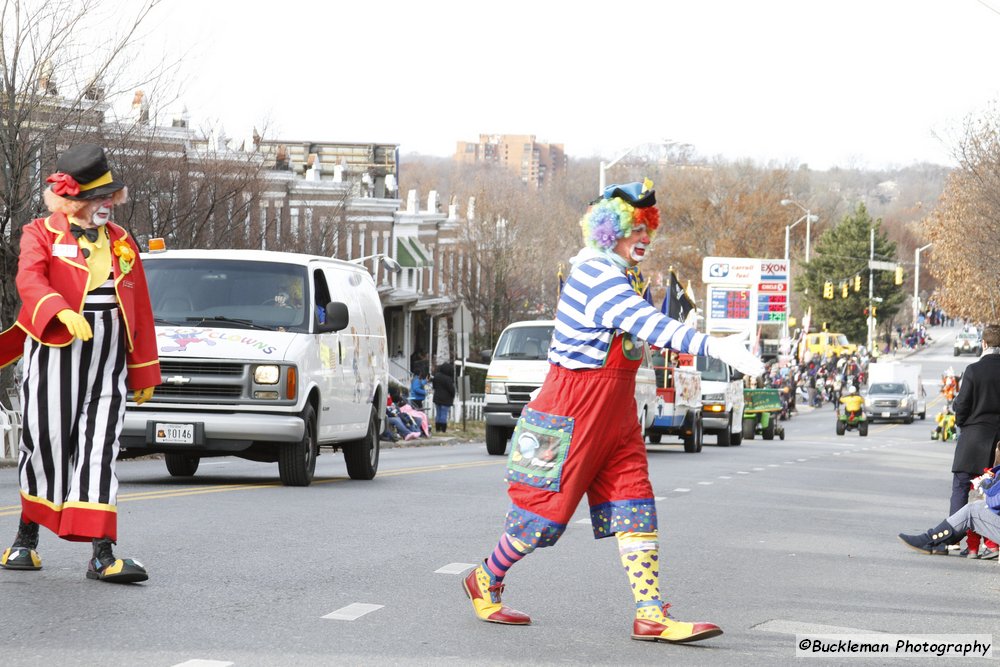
left=146, top=0, right=1000, bottom=169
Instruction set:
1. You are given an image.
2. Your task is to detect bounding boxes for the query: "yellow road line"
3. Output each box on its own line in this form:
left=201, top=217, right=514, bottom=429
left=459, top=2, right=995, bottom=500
left=0, top=459, right=503, bottom=516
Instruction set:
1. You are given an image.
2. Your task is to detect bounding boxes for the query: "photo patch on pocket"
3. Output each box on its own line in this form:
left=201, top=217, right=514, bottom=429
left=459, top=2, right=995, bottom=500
left=506, top=407, right=573, bottom=492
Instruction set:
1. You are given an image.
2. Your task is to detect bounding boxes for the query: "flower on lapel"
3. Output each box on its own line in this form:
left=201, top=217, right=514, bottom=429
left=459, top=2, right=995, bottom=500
left=113, top=238, right=136, bottom=274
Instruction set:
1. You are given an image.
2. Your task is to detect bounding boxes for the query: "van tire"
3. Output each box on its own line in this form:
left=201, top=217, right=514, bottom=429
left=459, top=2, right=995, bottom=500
left=279, top=404, right=317, bottom=487
left=165, top=453, right=199, bottom=477
left=717, top=414, right=732, bottom=447
left=344, top=405, right=380, bottom=480
left=683, top=414, right=703, bottom=453
left=486, top=425, right=512, bottom=456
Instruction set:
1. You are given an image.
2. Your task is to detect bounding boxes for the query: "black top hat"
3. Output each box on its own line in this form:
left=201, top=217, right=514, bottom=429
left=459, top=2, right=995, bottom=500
left=47, top=144, right=126, bottom=201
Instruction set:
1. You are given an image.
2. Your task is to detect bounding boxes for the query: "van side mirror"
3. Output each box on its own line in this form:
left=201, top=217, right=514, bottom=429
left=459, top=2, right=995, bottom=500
left=480, top=349, right=493, bottom=362
left=731, top=369, right=745, bottom=381
left=316, top=302, right=349, bottom=333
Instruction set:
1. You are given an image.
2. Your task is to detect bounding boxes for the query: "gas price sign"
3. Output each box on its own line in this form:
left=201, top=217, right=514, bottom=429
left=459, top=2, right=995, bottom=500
left=710, top=287, right=751, bottom=321
left=756, top=281, right=787, bottom=322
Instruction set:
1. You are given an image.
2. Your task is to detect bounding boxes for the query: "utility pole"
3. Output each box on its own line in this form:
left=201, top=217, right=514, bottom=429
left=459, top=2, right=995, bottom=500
left=868, top=227, right=875, bottom=354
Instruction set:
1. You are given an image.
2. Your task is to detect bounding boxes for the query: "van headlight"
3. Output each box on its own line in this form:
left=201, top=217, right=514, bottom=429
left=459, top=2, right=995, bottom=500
left=485, top=381, right=506, bottom=395
left=254, top=365, right=281, bottom=384
left=899, top=397, right=909, bottom=408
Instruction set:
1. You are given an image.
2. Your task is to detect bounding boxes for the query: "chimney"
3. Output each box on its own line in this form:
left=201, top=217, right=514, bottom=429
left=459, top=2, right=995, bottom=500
left=426, top=190, right=438, bottom=213
left=407, top=189, right=418, bottom=214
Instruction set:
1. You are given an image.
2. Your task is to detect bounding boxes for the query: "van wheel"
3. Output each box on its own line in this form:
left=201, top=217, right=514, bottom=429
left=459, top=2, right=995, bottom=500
left=683, top=414, right=703, bottom=453
left=717, top=414, right=732, bottom=447
left=165, top=453, right=199, bottom=477
left=279, top=404, right=317, bottom=486
left=344, top=405, right=380, bottom=480
left=486, top=425, right=512, bottom=455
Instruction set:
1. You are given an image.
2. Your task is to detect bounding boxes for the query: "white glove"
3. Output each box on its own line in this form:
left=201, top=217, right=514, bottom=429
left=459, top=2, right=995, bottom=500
left=706, top=331, right=765, bottom=378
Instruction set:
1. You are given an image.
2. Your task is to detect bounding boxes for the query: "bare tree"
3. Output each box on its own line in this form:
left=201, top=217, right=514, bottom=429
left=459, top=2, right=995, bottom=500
left=0, top=0, right=170, bottom=398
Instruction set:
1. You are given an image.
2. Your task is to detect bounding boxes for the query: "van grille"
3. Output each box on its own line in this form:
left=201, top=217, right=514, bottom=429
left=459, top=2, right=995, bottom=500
left=873, top=399, right=899, bottom=408
left=153, top=359, right=248, bottom=404
left=506, top=384, right=540, bottom=403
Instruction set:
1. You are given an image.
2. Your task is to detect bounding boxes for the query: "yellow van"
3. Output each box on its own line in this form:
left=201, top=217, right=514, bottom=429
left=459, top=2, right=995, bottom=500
left=803, top=332, right=857, bottom=359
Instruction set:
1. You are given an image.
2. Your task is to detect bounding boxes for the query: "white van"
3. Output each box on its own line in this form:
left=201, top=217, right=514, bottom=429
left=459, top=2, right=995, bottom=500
left=482, top=320, right=656, bottom=455
left=121, top=249, right=388, bottom=486
left=697, top=356, right=745, bottom=446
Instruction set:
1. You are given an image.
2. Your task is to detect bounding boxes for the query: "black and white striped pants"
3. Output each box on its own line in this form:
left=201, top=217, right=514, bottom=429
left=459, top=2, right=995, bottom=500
left=17, top=307, right=127, bottom=542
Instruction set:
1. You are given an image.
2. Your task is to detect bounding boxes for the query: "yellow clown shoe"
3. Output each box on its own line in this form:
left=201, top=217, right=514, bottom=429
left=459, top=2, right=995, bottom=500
left=462, top=563, right=531, bottom=625
left=632, top=604, right=723, bottom=644
left=1, top=546, right=42, bottom=570
left=1, top=519, right=42, bottom=570
left=86, top=538, right=148, bottom=584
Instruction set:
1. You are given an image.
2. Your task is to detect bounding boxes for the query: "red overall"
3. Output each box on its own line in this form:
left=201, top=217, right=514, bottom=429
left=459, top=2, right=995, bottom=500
left=504, top=334, right=656, bottom=548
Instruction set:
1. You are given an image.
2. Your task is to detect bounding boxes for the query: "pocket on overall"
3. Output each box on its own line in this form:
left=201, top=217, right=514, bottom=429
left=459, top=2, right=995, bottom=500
left=505, top=407, right=574, bottom=492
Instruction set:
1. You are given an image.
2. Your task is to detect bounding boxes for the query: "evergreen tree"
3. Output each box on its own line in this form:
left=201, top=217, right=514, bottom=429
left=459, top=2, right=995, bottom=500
left=798, top=203, right=906, bottom=345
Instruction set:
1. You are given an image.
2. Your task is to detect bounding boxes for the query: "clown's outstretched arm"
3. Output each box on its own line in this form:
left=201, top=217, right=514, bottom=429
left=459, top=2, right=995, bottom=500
left=588, top=269, right=764, bottom=377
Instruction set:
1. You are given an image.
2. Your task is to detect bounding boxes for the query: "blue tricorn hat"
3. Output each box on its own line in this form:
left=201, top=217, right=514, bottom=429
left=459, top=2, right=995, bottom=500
left=598, top=181, right=656, bottom=208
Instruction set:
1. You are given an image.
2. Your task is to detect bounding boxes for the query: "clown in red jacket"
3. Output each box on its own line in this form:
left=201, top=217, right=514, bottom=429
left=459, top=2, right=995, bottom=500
left=0, top=144, right=159, bottom=583
left=461, top=180, right=763, bottom=644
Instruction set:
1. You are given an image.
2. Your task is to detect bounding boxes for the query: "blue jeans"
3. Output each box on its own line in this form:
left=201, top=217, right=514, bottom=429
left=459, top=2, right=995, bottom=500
left=435, top=404, right=450, bottom=424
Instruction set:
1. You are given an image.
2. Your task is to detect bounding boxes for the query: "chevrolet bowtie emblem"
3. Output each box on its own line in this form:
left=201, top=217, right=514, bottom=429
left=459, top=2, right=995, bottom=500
left=165, top=376, right=191, bottom=385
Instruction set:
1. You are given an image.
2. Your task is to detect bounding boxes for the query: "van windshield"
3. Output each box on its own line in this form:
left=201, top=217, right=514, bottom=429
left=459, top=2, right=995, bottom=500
left=695, top=356, right=729, bottom=381
left=494, top=326, right=553, bottom=360
left=835, top=334, right=850, bottom=346
left=145, top=258, right=309, bottom=332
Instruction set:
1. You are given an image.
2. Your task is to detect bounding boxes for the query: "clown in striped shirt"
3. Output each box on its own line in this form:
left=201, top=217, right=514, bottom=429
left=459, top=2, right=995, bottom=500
left=462, top=180, right=763, bottom=645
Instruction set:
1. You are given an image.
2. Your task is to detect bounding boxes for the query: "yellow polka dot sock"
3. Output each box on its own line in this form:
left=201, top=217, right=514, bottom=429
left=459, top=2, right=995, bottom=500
left=617, top=530, right=668, bottom=623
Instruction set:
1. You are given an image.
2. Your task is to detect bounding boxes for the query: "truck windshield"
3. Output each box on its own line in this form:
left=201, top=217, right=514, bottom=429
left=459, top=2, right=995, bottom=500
left=494, top=326, right=553, bottom=360
left=695, top=356, right=729, bottom=381
left=835, top=334, right=850, bottom=346
left=869, top=383, right=906, bottom=394
left=145, top=258, right=309, bottom=332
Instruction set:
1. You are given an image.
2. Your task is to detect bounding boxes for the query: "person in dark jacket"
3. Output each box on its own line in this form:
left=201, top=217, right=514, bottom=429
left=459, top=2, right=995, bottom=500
left=949, top=324, right=1000, bottom=520
left=431, top=362, right=456, bottom=433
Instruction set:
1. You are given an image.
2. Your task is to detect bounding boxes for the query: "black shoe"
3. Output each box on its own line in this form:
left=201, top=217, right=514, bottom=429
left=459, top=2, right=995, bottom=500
left=1, top=518, right=41, bottom=571
left=898, top=521, right=960, bottom=555
left=86, top=538, right=148, bottom=583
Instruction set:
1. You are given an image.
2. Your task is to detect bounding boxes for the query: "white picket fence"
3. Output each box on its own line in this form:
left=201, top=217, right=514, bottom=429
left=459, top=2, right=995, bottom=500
left=428, top=393, right=484, bottom=423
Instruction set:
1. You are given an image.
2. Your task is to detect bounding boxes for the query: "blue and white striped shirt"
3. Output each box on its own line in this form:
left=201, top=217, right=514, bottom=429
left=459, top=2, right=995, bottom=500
left=549, top=253, right=708, bottom=369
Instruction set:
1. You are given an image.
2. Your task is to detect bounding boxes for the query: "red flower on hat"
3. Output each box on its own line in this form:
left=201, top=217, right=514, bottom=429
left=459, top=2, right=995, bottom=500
left=46, top=172, right=81, bottom=197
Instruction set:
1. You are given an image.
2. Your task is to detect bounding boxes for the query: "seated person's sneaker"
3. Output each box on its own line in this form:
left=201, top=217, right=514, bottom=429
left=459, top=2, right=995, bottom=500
left=86, top=538, right=148, bottom=583
left=1, top=519, right=41, bottom=571
left=632, top=603, right=723, bottom=644
left=462, top=563, right=530, bottom=625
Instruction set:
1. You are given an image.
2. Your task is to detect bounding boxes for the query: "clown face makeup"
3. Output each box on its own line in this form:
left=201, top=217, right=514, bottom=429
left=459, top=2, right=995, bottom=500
left=91, top=200, right=113, bottom=227
left=613, top=224, right=650, bottom=266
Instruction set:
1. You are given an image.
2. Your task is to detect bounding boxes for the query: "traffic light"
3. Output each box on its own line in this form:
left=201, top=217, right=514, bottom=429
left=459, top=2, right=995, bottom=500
left=872, top=306, right=877, bottom=318
left=841, top=281, right=849, bottom=298
left=895, top=266, right=904, bottom=285
left=854, top=274, right=861, bottom=292
left=823, top=281, right=834, bottom=299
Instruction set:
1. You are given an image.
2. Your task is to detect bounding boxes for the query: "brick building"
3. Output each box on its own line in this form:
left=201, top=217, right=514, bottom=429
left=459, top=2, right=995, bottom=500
left=454, top=134, right=566, bottom=189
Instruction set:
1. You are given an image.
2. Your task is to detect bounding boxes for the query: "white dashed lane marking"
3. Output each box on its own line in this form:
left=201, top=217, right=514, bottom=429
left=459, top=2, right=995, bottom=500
left=673, top=488, right=691, bottom=493
left=435, top=562, right=477, bottom=574
left=171, top=661, right=234, bottom=667
left=322, top=603, right=384, bottom=620
left=718, top=475, right=732, bottom=479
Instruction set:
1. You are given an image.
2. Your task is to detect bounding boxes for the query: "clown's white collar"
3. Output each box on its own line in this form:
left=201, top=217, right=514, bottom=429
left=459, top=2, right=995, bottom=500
left=569, top=247, right=630, bottom=271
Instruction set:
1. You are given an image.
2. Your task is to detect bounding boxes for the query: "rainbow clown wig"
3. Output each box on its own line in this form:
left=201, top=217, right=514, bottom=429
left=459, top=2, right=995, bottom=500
left=580, top=179, right=660, bottom=251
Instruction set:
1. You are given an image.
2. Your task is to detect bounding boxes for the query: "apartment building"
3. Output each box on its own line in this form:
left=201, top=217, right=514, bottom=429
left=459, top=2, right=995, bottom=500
left=454, top=134, right=566, bottom=188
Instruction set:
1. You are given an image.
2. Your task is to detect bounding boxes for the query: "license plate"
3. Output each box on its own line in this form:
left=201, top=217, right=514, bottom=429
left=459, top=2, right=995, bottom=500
left=881, top=412, right=891, bottom=418
left=154, top=422, right=195, bottom=445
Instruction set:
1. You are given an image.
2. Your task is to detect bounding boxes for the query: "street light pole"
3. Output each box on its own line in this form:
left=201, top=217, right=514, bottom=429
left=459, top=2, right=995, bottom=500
left=780, top=199, right=818, bottom=341
left=868, top=227, right=875, bottom=354
left=914, top=243, right=932, bottom=327
left=599, top=139, right=673, bottom=194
